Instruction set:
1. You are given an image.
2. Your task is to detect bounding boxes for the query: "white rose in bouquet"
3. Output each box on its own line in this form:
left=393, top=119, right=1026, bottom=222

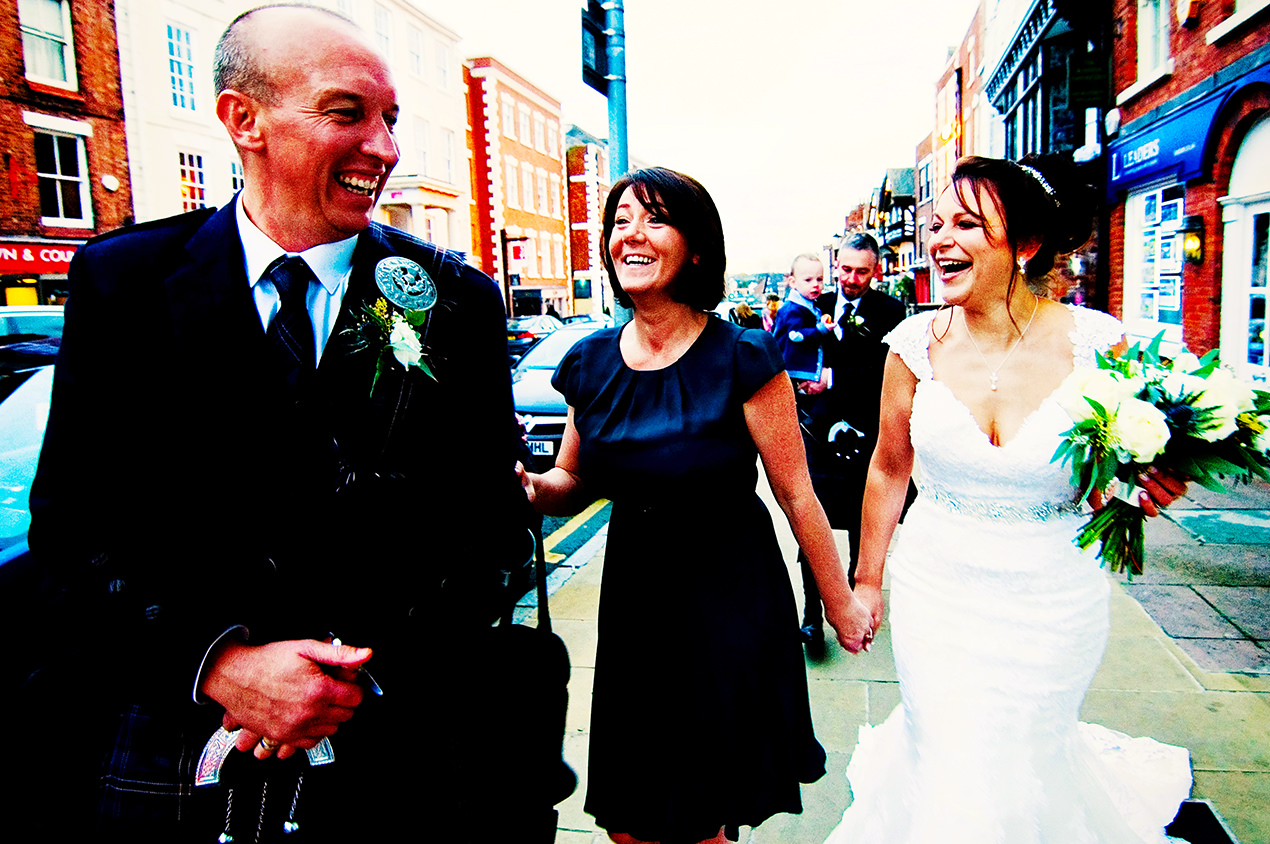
left=1055, top=368, right=1137, bottom=422
left=1171, top=351, right=1202, bottom=373
left=1112, top=398, right=1171, bottom=462
left=1196, top=368, right=1256, bottom=442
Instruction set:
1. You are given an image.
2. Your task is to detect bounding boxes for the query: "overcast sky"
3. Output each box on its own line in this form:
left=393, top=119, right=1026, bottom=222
left=413, top=0, right=982, bottom=273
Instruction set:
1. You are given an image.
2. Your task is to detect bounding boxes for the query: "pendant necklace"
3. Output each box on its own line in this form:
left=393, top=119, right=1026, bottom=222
left=962, top=296, right=1040, bottom=391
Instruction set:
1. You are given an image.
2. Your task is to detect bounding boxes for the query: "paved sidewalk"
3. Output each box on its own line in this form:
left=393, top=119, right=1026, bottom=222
left=524, top=478, right=1270, bottom=844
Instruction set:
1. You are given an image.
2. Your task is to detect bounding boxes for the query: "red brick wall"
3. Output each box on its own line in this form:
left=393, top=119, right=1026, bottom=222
left=1114, top=0, right=1270, bottom=124
left=1109, top=1, right=1269, bottom=354
left=1, top=0, right=132, bottom=237
left=464, top=65, right=496, bottom=277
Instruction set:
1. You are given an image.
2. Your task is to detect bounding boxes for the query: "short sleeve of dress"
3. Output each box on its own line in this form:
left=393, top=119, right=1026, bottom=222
left=1068, top=305, right=1125, bottom=368
left=551, top=336, right=587, bottom=405
left=734, top=327, right=786, bottom=402
left=882, top=311, right=938, bottom=381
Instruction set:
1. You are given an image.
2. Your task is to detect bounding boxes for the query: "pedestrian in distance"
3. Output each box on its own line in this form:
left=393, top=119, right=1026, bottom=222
left=788, top=234, right=910, bottom=656
left=761, top=292, right=781, bottom=332
left=824, top=154, right=1192, bottom=843
left=19, top=5, right=544, bottom=842
left=728, top=300, right=763, bottom=329
left=519, top=166, right=874, bottom=844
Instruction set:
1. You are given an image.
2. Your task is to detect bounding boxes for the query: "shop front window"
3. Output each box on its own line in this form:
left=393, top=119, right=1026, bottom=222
left=1123, top=182, right=1186, bottom=349
left=1248, top=212, right=1267, bottom=371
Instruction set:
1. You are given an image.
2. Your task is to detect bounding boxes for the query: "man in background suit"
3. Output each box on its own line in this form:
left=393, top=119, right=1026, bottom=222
left=795, top=233, right=908, bottom=653
left=21, top=6, right=537, bottom=841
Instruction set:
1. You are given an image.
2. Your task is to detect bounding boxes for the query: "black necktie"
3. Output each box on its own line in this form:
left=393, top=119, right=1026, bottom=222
left=265, top=255, right=317, bottom=393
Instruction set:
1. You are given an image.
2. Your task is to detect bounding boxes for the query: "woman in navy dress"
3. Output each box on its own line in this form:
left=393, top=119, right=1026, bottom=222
left=520, top=167, right=874, bottom=844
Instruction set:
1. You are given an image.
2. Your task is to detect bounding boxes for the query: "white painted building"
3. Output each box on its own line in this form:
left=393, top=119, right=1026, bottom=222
left=114, top=0, right=471, bottom=253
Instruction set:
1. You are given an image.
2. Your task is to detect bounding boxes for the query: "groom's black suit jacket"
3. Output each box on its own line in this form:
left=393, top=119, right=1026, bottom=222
left=814, top=286, right=906, bottom=452
left=24, top=202, right=529, bottom=835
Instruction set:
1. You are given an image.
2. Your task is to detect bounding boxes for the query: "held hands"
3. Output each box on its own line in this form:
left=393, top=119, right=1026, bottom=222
left=515, top=460, right=536, bottom=505
left=203, top=638, right=371, bottom=761
left=825, top=590, right=877, bottom=655
left=852, top=582, right=885, bottom=633
left=796, top=371, right=830, bottom=396
left=1089, top=467, right=1189, bottom=518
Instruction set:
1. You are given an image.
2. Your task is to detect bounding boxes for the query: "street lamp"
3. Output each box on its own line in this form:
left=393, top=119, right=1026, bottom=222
left=1179, top=215, right=1204, bottom=266
left=500, top=229, right=530, bottom=316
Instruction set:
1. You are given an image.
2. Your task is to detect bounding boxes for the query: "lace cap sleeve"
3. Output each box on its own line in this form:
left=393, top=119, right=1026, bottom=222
left=734, top=327, right=786, bottom=401
left=882, top=311, right=938, bottom=381
left=1068, top=306, right=1124, bottom=368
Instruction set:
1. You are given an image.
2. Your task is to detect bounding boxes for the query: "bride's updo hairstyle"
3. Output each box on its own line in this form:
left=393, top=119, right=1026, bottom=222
left=951, top=154, right=1096, bottom=298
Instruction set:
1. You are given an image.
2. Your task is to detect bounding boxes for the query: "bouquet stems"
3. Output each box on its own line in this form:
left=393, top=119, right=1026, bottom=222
left=1075, top=498, right=1145, bottom=576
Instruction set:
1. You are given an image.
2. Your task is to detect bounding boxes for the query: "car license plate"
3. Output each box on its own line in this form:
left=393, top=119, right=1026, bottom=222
left=529, top=440, right=554, bottom=456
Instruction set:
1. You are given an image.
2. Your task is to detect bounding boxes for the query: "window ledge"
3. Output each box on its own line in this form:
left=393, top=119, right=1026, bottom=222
left=1207, top=0, right=1270, bottom=44
left=1116, top=59, right=1175, bottom=106
left=26, top=79, right=84, bottom=102
left=41, top=220, right=95, bottom=232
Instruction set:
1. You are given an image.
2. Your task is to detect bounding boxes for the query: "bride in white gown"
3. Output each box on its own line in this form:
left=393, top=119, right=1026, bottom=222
left=828, top=155, right=1193, bottom=844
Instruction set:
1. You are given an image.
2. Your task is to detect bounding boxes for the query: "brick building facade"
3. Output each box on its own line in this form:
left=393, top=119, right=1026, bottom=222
left=565, top=124, right=609, bottom=318
left=465, top=57, right=570, bottom=317
left=1105, top=0, right=1270, bottom=384
left=2, top=0, right=132, bottom=304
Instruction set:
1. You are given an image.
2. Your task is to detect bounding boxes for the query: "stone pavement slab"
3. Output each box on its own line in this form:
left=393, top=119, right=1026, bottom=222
left=1125, top=584, right=1247, bottom=638
left=1171, top=509, right=1270, bottom=544
left=1194, top=585, right=1270, bottom=638
left=1172, top=637, right=1270, bottom=675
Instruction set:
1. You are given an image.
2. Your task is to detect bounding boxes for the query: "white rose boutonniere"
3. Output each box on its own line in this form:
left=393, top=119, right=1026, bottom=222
left=342, top=297, right=437, bottom=395
left=389, top=311, right=424, bottom=369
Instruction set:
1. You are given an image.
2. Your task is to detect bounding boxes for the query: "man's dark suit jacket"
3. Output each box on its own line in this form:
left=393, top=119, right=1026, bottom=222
left=22, top=202, right=530, bottom=838
left=816, top=287, right=907, bottom=450
left=794, top=286, right=906, bottom=541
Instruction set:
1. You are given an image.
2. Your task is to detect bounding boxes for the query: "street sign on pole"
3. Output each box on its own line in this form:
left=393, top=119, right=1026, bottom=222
left=582, top=1, right=608, bottom=95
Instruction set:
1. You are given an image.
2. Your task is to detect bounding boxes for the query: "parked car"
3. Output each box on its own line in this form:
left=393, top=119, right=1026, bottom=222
left=512, top=322, right=603, bottom=468
left=507, top=314, right=564, bottom=361
left=561, top=313, right=615, bottom=328
left=0, top=306, right=62, bottom=567
left=0, top=306, right=63, bottom=695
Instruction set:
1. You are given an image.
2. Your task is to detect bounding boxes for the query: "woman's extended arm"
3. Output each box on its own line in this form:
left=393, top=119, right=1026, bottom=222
left=518, top=407, right=593, bottom=517
left=744, top=372, right=874, bottom=653
left=852, top=352, right=919, bottom=630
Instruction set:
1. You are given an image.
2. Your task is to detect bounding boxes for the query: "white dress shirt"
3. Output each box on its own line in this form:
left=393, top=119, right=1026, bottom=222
left=236, top=194, right=356, bottom=363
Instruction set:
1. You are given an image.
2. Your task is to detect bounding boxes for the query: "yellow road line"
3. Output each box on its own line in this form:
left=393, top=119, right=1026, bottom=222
left=542, top=499, right=610, bottom=563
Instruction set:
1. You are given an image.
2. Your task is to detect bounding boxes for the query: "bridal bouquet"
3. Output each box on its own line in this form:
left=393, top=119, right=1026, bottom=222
left=1051, top=334, right=1270, bottom=575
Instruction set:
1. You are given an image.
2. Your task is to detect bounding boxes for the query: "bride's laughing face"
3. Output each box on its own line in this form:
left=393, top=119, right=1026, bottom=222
left=928, top=183, right=1015, bottom=306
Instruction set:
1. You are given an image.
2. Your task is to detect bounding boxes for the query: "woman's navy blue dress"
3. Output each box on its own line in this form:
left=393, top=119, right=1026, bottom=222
left=552, top=317, right=826, bottom=843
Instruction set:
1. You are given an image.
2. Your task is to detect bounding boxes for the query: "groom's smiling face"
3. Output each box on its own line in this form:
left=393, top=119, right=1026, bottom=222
left=235, top=8, right=401, bottom=251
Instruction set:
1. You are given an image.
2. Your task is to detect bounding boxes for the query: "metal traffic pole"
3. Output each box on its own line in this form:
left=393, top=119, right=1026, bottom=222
left=603, top=1, right=633, bottom=326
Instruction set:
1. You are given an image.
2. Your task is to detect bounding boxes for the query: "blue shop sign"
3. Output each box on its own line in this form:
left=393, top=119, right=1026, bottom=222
left=1109, top=58, right=1270, bottom=196
left=1108, top=95, right=1225, bottom=194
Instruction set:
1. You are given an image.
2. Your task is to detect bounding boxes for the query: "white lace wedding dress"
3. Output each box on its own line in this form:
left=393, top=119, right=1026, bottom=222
left=825, top=306, right=1192, bottom=844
